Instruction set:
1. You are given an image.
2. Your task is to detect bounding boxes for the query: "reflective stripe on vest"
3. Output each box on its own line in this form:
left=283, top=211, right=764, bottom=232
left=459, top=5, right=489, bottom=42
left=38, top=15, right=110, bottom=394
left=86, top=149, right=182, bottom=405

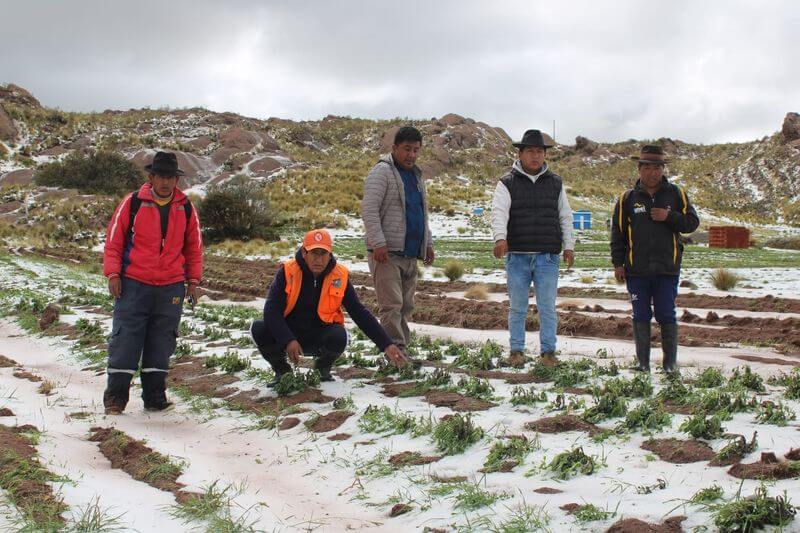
left=282, top=259, right=349, bottom=324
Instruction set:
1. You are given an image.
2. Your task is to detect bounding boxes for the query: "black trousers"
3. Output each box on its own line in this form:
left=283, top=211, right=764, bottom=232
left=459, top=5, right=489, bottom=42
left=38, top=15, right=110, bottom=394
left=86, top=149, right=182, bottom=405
left=250, top=319, right=347, bottom=373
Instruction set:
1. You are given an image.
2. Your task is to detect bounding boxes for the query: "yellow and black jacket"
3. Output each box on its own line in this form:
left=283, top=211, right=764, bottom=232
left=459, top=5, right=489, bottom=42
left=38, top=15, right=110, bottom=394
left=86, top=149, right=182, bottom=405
left=611, top=178, right=699, bottom=276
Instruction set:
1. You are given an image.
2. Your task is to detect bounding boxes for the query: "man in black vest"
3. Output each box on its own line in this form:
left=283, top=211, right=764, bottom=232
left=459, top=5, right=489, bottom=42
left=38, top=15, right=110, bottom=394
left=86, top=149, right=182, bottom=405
left=611, top=145, right=699, bottom=373
left=492, top=130, right=575, bottom=367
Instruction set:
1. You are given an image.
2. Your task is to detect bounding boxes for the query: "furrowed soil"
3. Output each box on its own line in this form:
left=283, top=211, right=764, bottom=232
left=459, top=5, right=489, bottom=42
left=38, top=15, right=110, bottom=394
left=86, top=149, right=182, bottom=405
left=0, top=423, right=67, bottom=528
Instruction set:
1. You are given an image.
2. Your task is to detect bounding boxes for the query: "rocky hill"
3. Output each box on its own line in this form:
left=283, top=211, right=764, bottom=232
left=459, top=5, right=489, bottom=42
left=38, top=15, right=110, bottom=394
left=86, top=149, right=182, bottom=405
left=1, top=83, right=798, bottom=226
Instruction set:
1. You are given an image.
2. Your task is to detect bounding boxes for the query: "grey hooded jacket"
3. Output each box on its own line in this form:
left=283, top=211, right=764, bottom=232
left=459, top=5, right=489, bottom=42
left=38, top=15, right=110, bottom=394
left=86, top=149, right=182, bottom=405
left=361, top=154, right=433, bottom=258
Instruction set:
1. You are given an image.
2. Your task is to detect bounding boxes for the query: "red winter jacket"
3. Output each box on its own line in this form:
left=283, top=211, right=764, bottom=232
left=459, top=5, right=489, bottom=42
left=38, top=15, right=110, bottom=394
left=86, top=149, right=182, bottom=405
left=103, top=183, right=203, bottom=286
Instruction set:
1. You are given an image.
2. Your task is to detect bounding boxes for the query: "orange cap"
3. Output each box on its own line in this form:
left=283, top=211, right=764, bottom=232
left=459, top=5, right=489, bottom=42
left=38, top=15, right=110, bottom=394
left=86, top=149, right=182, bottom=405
left=302, top=228, right=333, bottom=252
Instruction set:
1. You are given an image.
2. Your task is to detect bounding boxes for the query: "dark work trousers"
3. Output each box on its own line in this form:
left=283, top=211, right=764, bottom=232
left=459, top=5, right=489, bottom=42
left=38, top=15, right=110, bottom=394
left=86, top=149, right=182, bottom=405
left=250, top=319, right=347, bottom=372
left=106, top=277, right=185, bottom=404
left=625, top=274, right=679, bottom=324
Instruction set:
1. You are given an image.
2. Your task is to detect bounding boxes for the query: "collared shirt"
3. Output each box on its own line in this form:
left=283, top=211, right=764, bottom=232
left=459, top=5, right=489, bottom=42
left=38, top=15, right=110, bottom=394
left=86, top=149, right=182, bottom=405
left=491, top=161, right=576, bottom=250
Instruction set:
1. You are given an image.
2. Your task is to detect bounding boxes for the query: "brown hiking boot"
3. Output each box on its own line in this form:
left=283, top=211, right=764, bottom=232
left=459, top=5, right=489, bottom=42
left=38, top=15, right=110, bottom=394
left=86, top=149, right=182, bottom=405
left=104, top=405, right=124, bottom=415
left=539, top=352, right=559, bottom=367
left=506, top=351, right=527, bottom=369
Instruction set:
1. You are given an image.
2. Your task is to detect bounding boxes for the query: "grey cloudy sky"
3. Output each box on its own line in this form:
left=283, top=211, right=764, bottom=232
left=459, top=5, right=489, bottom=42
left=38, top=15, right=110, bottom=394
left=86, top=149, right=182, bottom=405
left=3, top=0, right=798, bottom=144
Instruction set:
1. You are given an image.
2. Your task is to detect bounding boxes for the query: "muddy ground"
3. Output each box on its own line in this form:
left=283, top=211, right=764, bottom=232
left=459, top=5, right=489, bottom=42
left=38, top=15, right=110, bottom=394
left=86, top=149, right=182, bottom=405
left=22, top=247, right=800, bottom=355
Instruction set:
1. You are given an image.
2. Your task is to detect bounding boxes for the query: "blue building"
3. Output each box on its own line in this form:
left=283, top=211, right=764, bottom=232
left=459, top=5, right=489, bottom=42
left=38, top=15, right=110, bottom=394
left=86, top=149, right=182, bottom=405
left=572, top=210, right=592, bottom=230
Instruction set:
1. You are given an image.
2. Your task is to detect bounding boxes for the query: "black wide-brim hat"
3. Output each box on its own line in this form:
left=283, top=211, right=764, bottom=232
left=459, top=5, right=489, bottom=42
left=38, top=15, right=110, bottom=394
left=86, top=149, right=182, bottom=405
left=144, top=151, right=185, bottom=176
left=631, top=145, right=669, bottom=164
left=512, top=129, right=555, bottom=149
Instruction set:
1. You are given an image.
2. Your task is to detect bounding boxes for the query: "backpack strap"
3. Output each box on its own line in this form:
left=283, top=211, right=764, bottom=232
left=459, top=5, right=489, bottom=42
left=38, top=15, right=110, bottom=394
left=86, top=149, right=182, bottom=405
left=124, top=192, right=193, bottom=247
left=124, top=192, right=142, bottom=248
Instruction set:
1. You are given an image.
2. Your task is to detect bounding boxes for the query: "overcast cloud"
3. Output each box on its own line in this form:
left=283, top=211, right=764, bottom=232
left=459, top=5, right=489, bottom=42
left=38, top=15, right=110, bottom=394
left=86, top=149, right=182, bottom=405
left=2, top=0, right=798, bottom=143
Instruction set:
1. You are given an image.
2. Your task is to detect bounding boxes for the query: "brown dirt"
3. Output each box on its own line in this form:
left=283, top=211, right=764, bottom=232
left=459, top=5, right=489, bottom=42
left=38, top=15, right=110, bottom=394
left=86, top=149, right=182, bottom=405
left=38, top=304, right=60, bottom=330
left=335, top=367, right=376, bottom=380
left=305, top=410, right=353, bottom=432
left=169, top=355, right=333, bottom=416
left=560, top=503, right=581, bottom=513
left=24, top=247, right=800, bottom=314
left=0, top=354, right=19, bottom=367
left=786, top=448, right=800, bottom=460
left=563, top=387, right=593, bottom=395
left=327, top=433, right=351, bottom=441
left=727, top=452, right=800, bottom=480
left=278, top=417, right=300, bottom=430
left=89, top=427, right=184, bottom=493
left=424, top=390, right=495, bottom=411
left=0, top=424, right=67, bottom=529
left=389, top=503, right=412, bottom=517
left=13, top=370, right=42, bottom=382
left=534, top=487, right=563, bottom=494
left=606, top=516, right=686, bottom=533
left=380, top=382, right=420, bottom=397
left=733, top=354, right=800, bottom=366
left=479, top=460, right=519, bottom=473
left=641, top=438, right=715, bottom=464
left=0, top=408, right=13, bottom=416
left=430, top=474, right=467, bottom=483
left=525, top=415, right=600, bottom=434
left=471, top=369, right=547, bottom=384
left=389, top=451, right=442, bottom=467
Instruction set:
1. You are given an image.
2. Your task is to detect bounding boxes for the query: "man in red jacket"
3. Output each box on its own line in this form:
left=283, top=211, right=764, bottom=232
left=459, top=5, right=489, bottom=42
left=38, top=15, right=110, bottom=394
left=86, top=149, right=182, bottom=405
left=102, top=151, right=203, bottom=414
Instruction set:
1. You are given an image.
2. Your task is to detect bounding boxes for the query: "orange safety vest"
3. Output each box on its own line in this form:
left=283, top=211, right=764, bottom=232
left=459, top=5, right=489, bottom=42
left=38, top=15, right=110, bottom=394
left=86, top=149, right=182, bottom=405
left=282, top=259, right=349, bottom=324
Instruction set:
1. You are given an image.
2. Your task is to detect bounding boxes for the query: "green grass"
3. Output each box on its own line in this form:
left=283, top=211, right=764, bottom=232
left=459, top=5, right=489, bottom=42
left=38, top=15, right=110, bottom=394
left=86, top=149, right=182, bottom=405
left=572, top=502, right=617, bottom=523
left=709, top=485, right=796, bottom=532
left=432, top=413, right=484, bottom=455
left=357, top=405, right=432, bottom=437
left=0, top=450, right=69, bottom=531
left=679, top=413, right=726, bottom=440
left=509, top=386, right=548, bottom=406
left=453, top=483, right=511, bottom=511
left=169, top=480, right=239, bottom=523
left=203, top=350, right=251, bottom=373
left=482, top=436, right=533, bottom=473
left=714, top=433, right=758, bottom=463
left=273, top=369, right=321, bottom=396
left=754, top=401, right=797, bottom=426
left=547, top=447, right=600, bottom=480
left=617, top=399, right=672, bottom=433
left=69, top=496, right=126, bottom=531
left=581, top=393, right=628, bottom=423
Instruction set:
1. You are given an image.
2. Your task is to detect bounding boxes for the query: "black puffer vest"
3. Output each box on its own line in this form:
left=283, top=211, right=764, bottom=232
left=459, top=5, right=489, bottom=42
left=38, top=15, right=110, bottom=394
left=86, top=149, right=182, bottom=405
left=501, top=168, right=563, bottom=253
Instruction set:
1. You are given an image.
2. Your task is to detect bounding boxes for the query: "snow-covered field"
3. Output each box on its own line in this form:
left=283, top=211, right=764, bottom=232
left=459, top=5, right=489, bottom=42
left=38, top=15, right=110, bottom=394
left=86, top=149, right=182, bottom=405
left=1, top=253, right=800, bottom=532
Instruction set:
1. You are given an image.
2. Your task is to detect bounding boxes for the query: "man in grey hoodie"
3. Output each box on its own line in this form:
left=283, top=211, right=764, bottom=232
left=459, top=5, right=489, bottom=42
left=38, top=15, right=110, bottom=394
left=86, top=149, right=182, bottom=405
left=361, top=126, right=434, bottom=356
left=491, top=129, right=575, bottom=367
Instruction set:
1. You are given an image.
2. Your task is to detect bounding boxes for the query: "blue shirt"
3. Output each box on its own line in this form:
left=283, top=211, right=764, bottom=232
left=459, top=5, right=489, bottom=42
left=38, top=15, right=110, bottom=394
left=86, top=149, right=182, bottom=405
left=398, top=167, right=425, bottom=258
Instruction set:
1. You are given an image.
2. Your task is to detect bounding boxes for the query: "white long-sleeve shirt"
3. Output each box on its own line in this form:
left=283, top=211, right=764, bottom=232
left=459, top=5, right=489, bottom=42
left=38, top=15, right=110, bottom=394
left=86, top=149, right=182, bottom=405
left=491, top=161, right=575, bottom=251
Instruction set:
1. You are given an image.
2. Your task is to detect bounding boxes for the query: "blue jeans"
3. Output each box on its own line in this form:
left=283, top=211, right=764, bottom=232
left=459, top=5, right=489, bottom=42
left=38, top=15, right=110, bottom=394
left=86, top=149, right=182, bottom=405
left=506, top=252, right=560, bottom=353
left=625, top=275, right=679, bottom=324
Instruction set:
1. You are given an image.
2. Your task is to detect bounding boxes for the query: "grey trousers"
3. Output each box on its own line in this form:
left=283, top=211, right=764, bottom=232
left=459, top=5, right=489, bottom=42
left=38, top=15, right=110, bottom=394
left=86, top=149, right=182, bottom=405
left=367, top=253, right=418, bottom=348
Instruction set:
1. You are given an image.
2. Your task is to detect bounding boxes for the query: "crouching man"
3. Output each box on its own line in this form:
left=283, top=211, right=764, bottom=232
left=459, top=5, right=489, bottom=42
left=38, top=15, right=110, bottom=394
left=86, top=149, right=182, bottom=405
left=250, top=229, right=408, bottom=386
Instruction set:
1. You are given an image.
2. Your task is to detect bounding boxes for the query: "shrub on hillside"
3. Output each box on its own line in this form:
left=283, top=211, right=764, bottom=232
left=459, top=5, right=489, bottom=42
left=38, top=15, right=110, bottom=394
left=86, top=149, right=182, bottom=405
left=765, top=236, right=800, bottom=251
left=199, top=178, right=278, bottom=243
left=35, top=150, right=143, bottom=195
left=710, top=268, right=739, bottom=291
left=443, top=260, right=465, bottom=282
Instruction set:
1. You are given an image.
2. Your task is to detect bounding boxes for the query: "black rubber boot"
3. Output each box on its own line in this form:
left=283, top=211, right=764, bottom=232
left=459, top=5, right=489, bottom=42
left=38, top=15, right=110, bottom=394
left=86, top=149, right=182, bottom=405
left=632, top=321, right=651, bottom=372
left=660, top=322, right=679, bottom=374
left=314, top=348, right=341, bottom=382
left=141, top=372, right=173, bottom=411
left=103, top=372, right=133, bottom=414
